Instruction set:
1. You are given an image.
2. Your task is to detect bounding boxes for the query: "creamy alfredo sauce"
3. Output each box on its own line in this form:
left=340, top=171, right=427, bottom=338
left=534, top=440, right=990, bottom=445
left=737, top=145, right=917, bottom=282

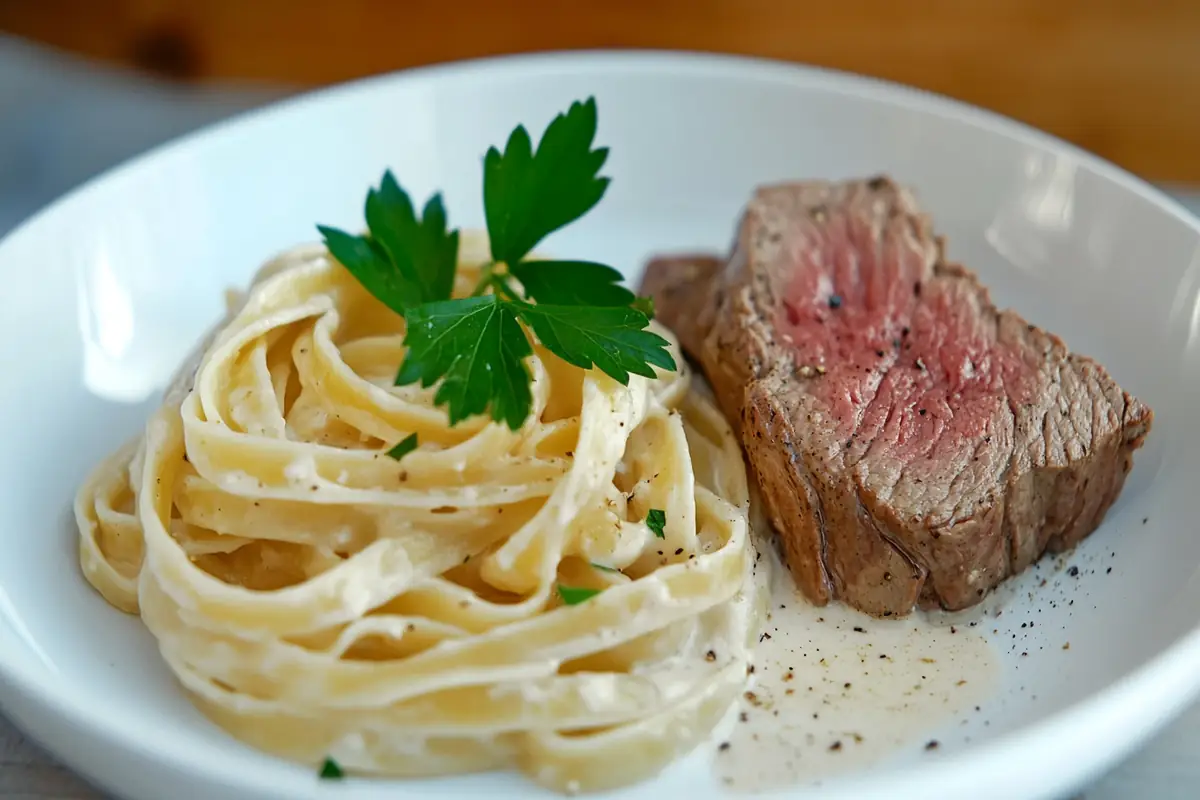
left=713, top=547, right=998, bottom=792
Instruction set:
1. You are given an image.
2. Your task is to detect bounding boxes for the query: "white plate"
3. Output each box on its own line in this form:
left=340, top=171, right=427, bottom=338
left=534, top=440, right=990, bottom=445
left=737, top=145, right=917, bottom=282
left=0, top=51, right=1196, bottom=800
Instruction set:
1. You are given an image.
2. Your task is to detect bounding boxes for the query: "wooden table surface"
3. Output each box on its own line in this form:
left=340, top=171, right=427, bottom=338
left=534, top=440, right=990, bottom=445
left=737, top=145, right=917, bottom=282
left=2, top=0, right=1200, bottom=183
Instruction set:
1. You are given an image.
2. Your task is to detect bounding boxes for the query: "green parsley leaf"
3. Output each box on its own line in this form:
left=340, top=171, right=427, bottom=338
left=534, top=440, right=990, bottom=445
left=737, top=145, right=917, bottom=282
left=591, top=562, right=620, bottom=573
left=516, top=303, right=676, bottom=384
left=510, top=260, right=635, bottom=307
left=483, top=97, right=609, bottom=266
left=321, top=100, right=677, bottom=433
left=364, top=172, right=459, bottom=304
left=646, top=509, right=667, bottom=539
left=386, top=432, right=418, bottom=461
left=557, top=585, right=602, bottom=605
left=395, top=295, right=533, bottom=429
left=318, top=170, right=458, bottom=313
left=319, top=757, right=344, bottom=779
left=318, top=224, right=421, bottom=316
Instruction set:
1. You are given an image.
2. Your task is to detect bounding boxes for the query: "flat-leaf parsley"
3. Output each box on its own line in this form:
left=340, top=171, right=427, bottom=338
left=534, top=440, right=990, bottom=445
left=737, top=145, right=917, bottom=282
left=318, top=98, right=674, bottom=431
left=394, top=296, right=533, bottom=430
left=318, top=172, right=458, bottom=314
left=483, top=98, right=609, bottom=267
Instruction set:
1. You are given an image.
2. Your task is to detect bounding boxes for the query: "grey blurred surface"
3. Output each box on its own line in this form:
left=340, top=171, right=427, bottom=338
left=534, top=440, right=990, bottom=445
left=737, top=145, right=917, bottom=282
left=0, top=32, right=1198, bottom=800
left=0, top=36, right=290, bottom=236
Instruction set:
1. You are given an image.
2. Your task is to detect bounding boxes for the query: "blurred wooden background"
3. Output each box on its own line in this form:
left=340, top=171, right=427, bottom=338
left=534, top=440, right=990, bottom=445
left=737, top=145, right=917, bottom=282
left=2, top=0, right=1198, bottom=183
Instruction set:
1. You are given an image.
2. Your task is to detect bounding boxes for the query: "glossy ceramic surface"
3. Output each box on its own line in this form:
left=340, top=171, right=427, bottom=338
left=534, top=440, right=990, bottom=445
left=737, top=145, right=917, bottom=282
left=0, top=51, right=1197, bottom=800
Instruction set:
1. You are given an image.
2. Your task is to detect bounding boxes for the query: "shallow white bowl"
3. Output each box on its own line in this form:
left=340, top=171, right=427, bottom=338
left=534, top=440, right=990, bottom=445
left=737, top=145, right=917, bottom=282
left=0, top=51, right=1196, bottom=800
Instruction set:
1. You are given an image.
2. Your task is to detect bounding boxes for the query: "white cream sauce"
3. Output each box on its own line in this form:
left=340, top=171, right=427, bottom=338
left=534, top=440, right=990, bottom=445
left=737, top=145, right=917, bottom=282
left=713, top=552, right=999, bottom=792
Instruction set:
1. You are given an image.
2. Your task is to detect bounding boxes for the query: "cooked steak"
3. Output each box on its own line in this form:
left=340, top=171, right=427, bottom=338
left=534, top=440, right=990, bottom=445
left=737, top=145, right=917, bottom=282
left=641, top=177, right=1152, bottom=617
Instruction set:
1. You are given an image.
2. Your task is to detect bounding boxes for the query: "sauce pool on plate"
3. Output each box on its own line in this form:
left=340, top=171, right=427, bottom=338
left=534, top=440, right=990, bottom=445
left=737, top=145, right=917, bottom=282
left=713, top=550, right=998, bottom=792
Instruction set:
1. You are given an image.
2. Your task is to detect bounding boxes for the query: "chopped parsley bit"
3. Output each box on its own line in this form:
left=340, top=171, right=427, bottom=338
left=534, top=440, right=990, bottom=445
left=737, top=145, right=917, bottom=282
left=591, top=562, right=620, bottom=573
left=557, top=585, right=602, bottom=605
left=318, top=98, right=674, bottom=431
left=646, top=508, right=667, bottom=539
left=319, top=757, right=344, bottom=779
left=385, top=432, right=418, bottom=461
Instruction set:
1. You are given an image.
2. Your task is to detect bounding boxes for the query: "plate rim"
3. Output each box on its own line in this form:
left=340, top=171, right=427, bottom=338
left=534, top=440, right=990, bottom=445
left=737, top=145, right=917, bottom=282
left=1, top=48, right=1198, bottom=800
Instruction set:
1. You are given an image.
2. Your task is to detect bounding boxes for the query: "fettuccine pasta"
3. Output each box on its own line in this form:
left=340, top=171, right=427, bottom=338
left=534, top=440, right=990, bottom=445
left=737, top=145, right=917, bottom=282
left=74, top=232, right=766, bottom=794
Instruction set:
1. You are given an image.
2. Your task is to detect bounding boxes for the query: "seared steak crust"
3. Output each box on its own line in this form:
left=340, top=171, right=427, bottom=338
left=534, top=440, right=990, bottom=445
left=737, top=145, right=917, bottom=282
left=641, top=177, right=1152, bottom=617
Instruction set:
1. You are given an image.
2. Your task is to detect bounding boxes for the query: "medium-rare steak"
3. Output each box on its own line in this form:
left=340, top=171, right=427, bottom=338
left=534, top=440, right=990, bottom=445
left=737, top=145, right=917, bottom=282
left=641, top=177, right=1152, bottom=617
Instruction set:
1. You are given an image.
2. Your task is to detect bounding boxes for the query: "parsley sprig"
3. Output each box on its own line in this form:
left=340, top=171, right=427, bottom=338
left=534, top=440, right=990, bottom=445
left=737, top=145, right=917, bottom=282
left=319, top=98, right=675, bottom=432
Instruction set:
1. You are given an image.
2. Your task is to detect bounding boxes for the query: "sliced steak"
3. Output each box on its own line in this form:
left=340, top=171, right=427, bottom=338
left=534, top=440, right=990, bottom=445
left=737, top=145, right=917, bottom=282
left=641, top=177, right=1152, bottom=617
